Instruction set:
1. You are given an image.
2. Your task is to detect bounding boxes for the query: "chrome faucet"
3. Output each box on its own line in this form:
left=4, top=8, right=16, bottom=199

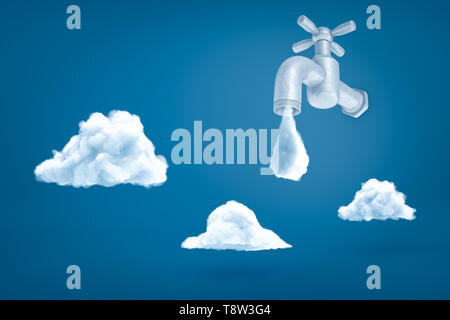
left=273, top=15, right=368, bottom=117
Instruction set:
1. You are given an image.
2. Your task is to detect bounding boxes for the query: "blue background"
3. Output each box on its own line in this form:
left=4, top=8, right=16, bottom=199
left=2, top=0, right=450, bottom=299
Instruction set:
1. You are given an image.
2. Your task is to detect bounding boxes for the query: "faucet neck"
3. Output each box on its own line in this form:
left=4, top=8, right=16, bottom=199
left=314, top=40, right=331, bottom=56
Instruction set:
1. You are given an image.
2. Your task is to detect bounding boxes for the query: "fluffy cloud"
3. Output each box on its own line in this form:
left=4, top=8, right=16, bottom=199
left=35, top=110, right=168, bottom=188
left=182, top=201, right=292, bottom=251
left=338, top=179, right=416, bottom=221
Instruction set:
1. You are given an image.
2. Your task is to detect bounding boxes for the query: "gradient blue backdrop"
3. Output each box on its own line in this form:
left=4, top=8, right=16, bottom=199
left=2, top=0, right=449, bottom=299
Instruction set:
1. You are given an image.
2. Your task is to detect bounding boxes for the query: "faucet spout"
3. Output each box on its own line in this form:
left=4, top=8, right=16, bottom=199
left=338, top=81, right=369, bottom=118
left=273, top=56, right=325, bottom=116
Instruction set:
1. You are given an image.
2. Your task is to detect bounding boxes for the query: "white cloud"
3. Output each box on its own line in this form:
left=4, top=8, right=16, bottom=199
left=338, top=179, right=416, bottom=221
left=182, top=201, right=292, bottom=251
left=35, top=110, right=168, bottom=188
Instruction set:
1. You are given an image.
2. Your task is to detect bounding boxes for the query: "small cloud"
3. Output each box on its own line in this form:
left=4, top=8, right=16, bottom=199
left=182, top=201, right=292, bottom=251
left=35, top=110, right=168, bottom=188
left=338, top=178, right=416, bottom=221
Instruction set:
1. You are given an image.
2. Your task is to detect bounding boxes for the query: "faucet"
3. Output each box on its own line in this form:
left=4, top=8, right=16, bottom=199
left=273, top=15, right=368, bottom=117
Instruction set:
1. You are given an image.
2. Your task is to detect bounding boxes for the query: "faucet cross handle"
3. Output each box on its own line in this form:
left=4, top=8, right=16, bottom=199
left=328, top=20, right=356, bottom=57
left=297, top=15, right=319, bottom=35
left=331, top=20, right=356, bottom=37
left=292, top=15, right=357, bottom=58
left=292, top=15, right=319, bottom=54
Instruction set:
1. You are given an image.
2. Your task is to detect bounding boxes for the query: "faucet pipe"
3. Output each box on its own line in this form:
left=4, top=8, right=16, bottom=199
left=273, top=56, right=325, bottom=116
